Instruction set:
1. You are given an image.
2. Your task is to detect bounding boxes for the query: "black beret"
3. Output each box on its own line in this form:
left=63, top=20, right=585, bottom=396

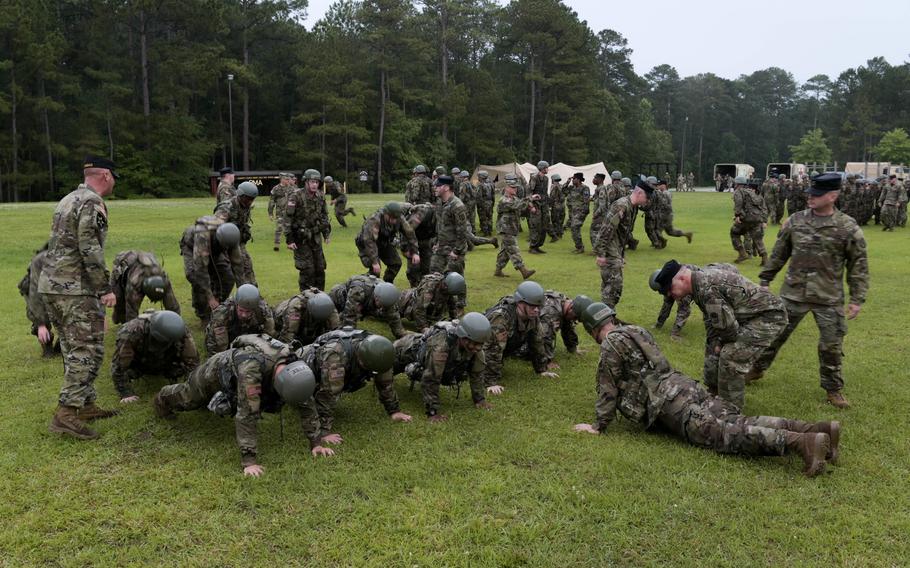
left=635, top=176, right=655, bottom=195
left=219, top=167, right=234, bottom=176
left=83, top=155, right=120, bottom=179
left=573, top=172, right=585, bottom=181
left=807, top=172, right=842, bottom=196
left=434, top=175, right=454, bottom=187
left=654, top=259, right=682, bottom=295
left=593, top=172, right=606, bottom=180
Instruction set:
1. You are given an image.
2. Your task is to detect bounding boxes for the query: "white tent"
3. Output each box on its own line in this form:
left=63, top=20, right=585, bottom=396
left=476, top=161, right=609, bottom=185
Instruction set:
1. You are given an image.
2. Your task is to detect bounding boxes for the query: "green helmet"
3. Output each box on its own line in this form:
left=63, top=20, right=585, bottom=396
left=478, top=170, right=489, bottom=179
left=646, top=176, right=658, bottom=185
left=324, top=175, right=334, bottom=183
left=455, top=312, right=492, bottom=343
left=811, top=170, right=819, bottom=176
left=307, top=292, right=335, bottom=321
left=537, top=160, right=549, bottom=170
left=149, top=310, right=186, bottom=344
left=413, top=164, right=427, bottom=174
left=451, top=167, right=461, bottom=176
left=373, top=282, right=399, bottom=308
left=582, top=302, right=616, bottom=333
left=215, top=222, right=241, bottom=248
left=778, top=173, right=786, bottom=180
left=237, top=181, right=259, bottom=199
left=551, top=173, right=562, bottom=182
left=383, top=201, right=406, bottom=218
left=611, top=170, right=622, bottom=180
left=648, top=269, right=662, bottom=292
left=274, top=361, right=316, bottom=405
left=434, top=166, right=446, bottom=175
left=142, top=275, right=167, bottom=302
left=734, top=175, right=748, bottom=185
left=234, top=284, right=260, bottom=310
left=443, top=272, right=466, bottom=295
left=460, top=170, right=470, bottom=178
left=356, top=335, right=395, bottom=373
left=621, top=177, right=631, bottom=187
left=514, top=281, right=544, bottom=306
left=570, top=295, right=593, bottom=319
left=304, top=169, right=322, bottom=181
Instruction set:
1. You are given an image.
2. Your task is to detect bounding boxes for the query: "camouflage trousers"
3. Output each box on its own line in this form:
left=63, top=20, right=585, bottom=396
left=730, top=221, right=765, bottom=256
left=496, top=233, right=525, bottom=271
left=764, top=197, right=778, bottom=223
left=589, top=217, right=604, bottom=251
left=703, top=313, right=787, bottom=410
left=294, top=239, right=327, bottom=292
left=183, top=253, right=236, bottom=321
left=406, top=239, right=434, bottom=287
left=880, top=204, right=898, bottom=228
left=477, top=203, right=494, bottom=236
left=357, top=242, right=403, bottom=284
left=464, top=201, right=477, bottom=233
left=157, top=364, right=219, bottom=412
left=656, top=295, right=691, bottom=335
left=239, top=243, right=257, bottom=286
left=273, top=216, right=287, bottom=245
left=549, top=206, right=565, bottom=238
left=899, top=202, right=907, bottom=227
left=567, top=209, right=588, bottom=250
left=753, top=299, right=847, bottom=393
left=599, top=260, right=623, bottom=307
left=644, top=212, right=665, bottom=248
left=742, top=223, right=765, bottom=257
left=45, top=295, right=105, bottom=408
left=335, top=206, right=355, bottom=227
left=528, top=209, right=549, bottom=248
left=774, top=200, right=786, bottom=224
left=429, top=250, right=466, bottom=310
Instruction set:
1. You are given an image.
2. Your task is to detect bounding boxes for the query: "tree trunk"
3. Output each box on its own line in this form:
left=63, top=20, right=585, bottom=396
left=439, top=5, right=448, bottom=144
left=242, top=33, right=250, bottom=171
left=39, top=77, right=55, bottom=197
left=10, top=61, right=19, bottom=202
left=107, top=105, right=115, bottom=160
left=697, top=121, right=704, bottom=183
left=377, top=66, right=386, bottom=194
left=528, top=52, right=535, bottom=160
left=538, top=104, right=547, bottom=162
left=139, top=9, right=150, bottom=119
left=321, top=104, right=326, bottom=174
left=216, top=77, right=226, bottom=166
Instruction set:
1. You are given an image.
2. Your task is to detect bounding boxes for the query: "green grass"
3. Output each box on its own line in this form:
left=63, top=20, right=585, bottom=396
left=1, top=192, right=908, bottom=566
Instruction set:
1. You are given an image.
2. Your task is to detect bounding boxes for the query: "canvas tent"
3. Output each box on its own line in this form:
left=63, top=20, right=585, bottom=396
left=476, top=162, right=609, bottom=185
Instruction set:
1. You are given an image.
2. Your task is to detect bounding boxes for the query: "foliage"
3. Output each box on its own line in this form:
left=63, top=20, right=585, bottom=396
left=873, top=128, right=910, bottom=164
left=789, top=128, right=833, bottom=165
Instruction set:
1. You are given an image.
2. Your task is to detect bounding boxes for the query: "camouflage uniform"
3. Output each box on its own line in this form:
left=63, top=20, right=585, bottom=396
left=327, top=182, right=355, bottom=227
left=537, top=291, right=580, bottom=365
left=268, top=182, right=291, bottom=246
left=594, top=195, right=636, bottom=306
left=204, top=298, right=276, bottom=355
left=284, top=185, right=332, bottom=291
left=527, top=172, right=549, bottom=249
left=429, top=195, right=468, bottom=310
left=755, top=209, right=869, bottom=394
left=273, top=289, right=342, bottom=346
left=298, top=328, right=402, bottom=440
left=898, top=183, right=908, bottom=227
left=656, top=295, right=692, bottom=336
left=179, top=215, right=249, bottom=322
left=731, top=184, right=767, bottom=258
left=644, top=190, right=667, bottom=248
left=405, top=174, right=434, bottom=205
left=690, top=265, right=787, bottom=410
left=393, top=321, right=486, bottom=416
left=38, top=184, right=112, bottom=409
left=398, top=272, right=459, bottom=331
left=18, top=245, right=55, bottom=349
left=878, top=181, right=902, bottom=230
left=459, top=178, right=478, bottom=233
left=404, top=204, right=436, bottom=287
left=686, top=173, right=695, bottom=191
left=548, top=180, right=567, bottom=239
left=761, top=179, right=779, bottom=224
left=788, top=179, right=807, bottom=216
left=356, top=208, right=419, bottom=283
left=476, top=178, right=496, bottom=236
left=495, top=192, right=533, bottom=273
left=656, top=189, right=689, bottom=243
left=590, top=182, right=610, bottom=250
left=111, top=311, right=199, bottom=398
left=110, top=250, right=180, bottom=324
left=156, top=334, right=317, bottom=467
left=214, top=195, right=257, bottom=285
left=776, top=179, right=789, bottom=222
left=480, top=296, right=546, bottom=386
left=328, top=274, right=407, bottom=338
left=565, top=182, right=591, bottom=251
left=215, top=180, right=236, bottom=204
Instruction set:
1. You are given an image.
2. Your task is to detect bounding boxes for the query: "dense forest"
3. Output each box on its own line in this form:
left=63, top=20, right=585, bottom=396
left=1, top=0, right=909, bottom=201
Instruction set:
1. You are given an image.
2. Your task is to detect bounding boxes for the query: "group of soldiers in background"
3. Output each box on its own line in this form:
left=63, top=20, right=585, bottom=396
left=675, top=172, right=697, bottom=192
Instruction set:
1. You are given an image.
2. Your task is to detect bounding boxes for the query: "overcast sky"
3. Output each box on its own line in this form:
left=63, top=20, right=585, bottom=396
left=302, top=0, right=910, bottom=83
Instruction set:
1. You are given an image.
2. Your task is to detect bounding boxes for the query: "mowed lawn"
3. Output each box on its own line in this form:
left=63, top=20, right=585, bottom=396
left=0, top=191, right=908, bottom=566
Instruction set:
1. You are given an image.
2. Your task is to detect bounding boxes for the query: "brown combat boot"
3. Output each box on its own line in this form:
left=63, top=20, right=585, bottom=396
left=743, top=368, right=764, bottom=384
left=760, top=253, right=769, bottom=266
left=48, top=405, right=99, bottom=440
left=685, top=232, right=693, bottom=244
left=826, top=391, right=851, bottom=409
left=493, top=268, right=509, bottom=278
left=273, top=246, right=280, bottom=252
left=153, top=392, right=177, bottom=420
left=518, top=266, right=536, bottom=280
left=734, top=247, right=750, bottom=263
left=814, top=421, right=841, bottom=464
left=78, top=403, right=120, bottom=422
left=785, top=431, right=829, bottom=477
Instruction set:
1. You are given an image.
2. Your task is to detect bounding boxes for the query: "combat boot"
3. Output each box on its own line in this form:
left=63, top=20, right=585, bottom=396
left=48, top=405, right=99, bottom=440
left=743, top=368, right=764, bottom=384
left=777, top=420, right=840, bottom=464
left=518, top=266, right=536, bottom=280
left=734, top=247, right=750, bottom=263
left=528, top=247, right=542, bottom=254
left=491, top=238, right=499, bottom=248
left=571, top=248, right=584, bottom=254
left=493, top=268, right=509, bottom=278
left=785, top=431, right=829, bottom=477
left=760, top=253, right=769, bottom=266
left=78, top=403, right=120, bottom=422
left=41, top=341, right=56, bottom=358
left=685, top=232, right=693, bottom=244
left=153, top=391, right=177, bottom=420
left=826, top=390, right=851, bottom=409
left=273, top=246, right=280, bottom=252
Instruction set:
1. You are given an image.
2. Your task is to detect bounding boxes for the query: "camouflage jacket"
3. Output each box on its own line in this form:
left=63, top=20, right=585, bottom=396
left=496, top=195, right=532, bottom=235
left=110, top=250, right=180, bottom=324
left=761, top=180, right=779, bottom=201
left=591, top=184, right=609, bottom=222
left=565, top=183, right=591, bottom=214
left=38, top=184, right=111, bottom=297
left=356, top=210, right=419, bottom=262
left=273, top=289, right=341, bottom=346
left=179, top=216, right=249, bottom=302
left=214, top=196, right=253, bottom=243
left=205, top=298, right=276, bottom=354
left=528, top=173, right=549, bottom=208
left=434, top=196, right=469, bottom=256
left=538, top=291, right=579, bottom=364
left=549, top=182, right=566, bottom=209
left=398, top=272, right=459, bottom=330
left=458, top=181, right=476, bottom=206
left=606, top=181, right=625, bottom=205
left=733, top=186, right=766, bottom=223
left=393, top=321, right=486, bottom=415
left=477, top=180, right=496, bottom=205
left=268, top=184, right=291, bottom=217
left=759, top=209, right=868, bottom=306
left=328, top=275, right=407, bottom=338
left=594, top=195, right=635, bottom=262
left=284, top=188, right=331, bottom=244
left=111, top=312, right=199, bottom=397
left=19, top=247, right=52, bottom=330
left=691, top=265, right=786, bottom=345
left=405, top=175, right=433, bottom=205
left=406, top=204, right=436, bottom=242
left=216, top=181, right=236, bottom=204
left=481, top=296, right=546, bottom=386
left=878, top=183, right=902, bottom=207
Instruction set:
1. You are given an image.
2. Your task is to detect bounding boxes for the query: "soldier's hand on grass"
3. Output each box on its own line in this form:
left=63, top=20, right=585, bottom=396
left=847, top=303, right=861, bottom=319
left=243, top=464, right=264, bottom=477
left=475, top=401, right=493, bottom=411
left=311, top=445, right=335, bottom=457
left=120, top=396, right=140, bottom=404
left=208, top=297, right=220, bottom=310
left=37, top=325, right=51, bottom=344
left=573, top=423, right=599, bottom=435
left=487, top=385, right=505, bottom=395
left=100, top=292, right=117, bottom=308
left=539, top=371, right=559, bottom=379
left=595, top=256, right=608, bottom=267
left=428, top=414, right=449, bottom=423
left=321, top=433, right=343, bottom=445
left=287, top=242, right=298, bottom=250
left=390, top=412, right=413, bottom=422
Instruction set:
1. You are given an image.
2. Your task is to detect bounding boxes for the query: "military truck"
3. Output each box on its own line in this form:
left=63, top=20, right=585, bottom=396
left=766, top=163, right=806, bottom=179
left=712, top=164, right=755, bottom=191
left=845, top=162, right=909, bottom=181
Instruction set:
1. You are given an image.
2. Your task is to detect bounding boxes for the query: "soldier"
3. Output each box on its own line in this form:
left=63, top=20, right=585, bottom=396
left=573, top=303, right=838, bottom=478
left=458, top=170, right=478, bottom=234
left=205, top=284, right=275, bottom=355
left=111, top=310, right=198, bottom=404
left=357, top=201, right=419, bottom=283
left=788, top=175, right=807, bottom=216
left=215, top=180, right=259, bottom=285
left=429, top=175, right=469, bottom=311
left=297, top=329, right=412, bottom=447
left=19, top=242, right=58, bottom=357
left=565, top=172, right=591, bottom=253
left=594, top=177, right=654, bottom=306
left=879, top=174, right=902, bottom=230
left=480, top=281, right=558, bottom=392
left=179, top=217, right=246, bottom=324
left=110, top=250, right=180, bottom=324
left=154, top=334, right=328, bottom=476
left=285, top=169, right=332, bottom=291
left=328, top=274, right=407, bottom=338
left=605, top=171, right=624, bottom=204
left=404, top=165, right=433, bottom=205
left=589, top=173, right=610, bottom=251
left=41, top=156, right=120, bottom=439
left=655, top=179, right=693, bottom=246
left=654, top=259, right=787, bottom=410
left=494, top=176, right=538, bottom=279
left=647, top=265, right=696, bottom=341
left=901, top=178, right=910, bottom=227
left=729, top=176, right=768, bottom=264
left=476, top=170, right=496, bottom=236
left=403, top=202, right=436, bottom=287
left=273, top=289, right=340, bottom=346
left=536, top=292, right=591, bottom=366
left=215, top=167, right=236, bottom=204
left=268, top=172, right=293, bottom=251
left=749, top=173, right=868, bottom=409
left=761, top=175, right=779, bottom=224
left=527, top=161, right=550, bottom=253
left=324, top=176, right=355, bottom=227
left=398, top=272, right=465, bottom=331
left=394, top=312, right=493, bottom=421
left=686, top=172, right=695, bottom=192
left=676, top=173, right=686, bottom=191
left=547, top=173, right=566, bottom=242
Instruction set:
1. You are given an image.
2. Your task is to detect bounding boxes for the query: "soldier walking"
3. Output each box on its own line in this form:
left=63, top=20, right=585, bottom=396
left=476, top=170, right=496, bottom=236
left=565, top=173, right=590, bottom=253
left=268, top=172, right=293, bottom=251
left=527, top=161, right=550, bottom=253
left=285, top=169, right=332, bottom=291
left=494, top=177, right=537, bottom=279
left=547, top=174, right=566, bottom=241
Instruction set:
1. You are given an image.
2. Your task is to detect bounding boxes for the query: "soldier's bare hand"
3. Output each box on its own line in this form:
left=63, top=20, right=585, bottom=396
left=428, top=414, right=449, bottom=423
left=595, top=256, right=608, bottom=267
left=486, top=385, right=505, bottom=395
left=321, top=433, right=343, bottom=445
left=311, top=445, right=335, bottom=457
left=37, top=325, right=51, bottom=344
left=847, top=303, right=861, bottom=319
left=120, top=396, right=140, bottom=404
left=390, top=411, right=413, bottom=422
left=243, top=464, right=264, bottom=477
left=573, top=423, right=599, bottom=435
left=287, top=242, right=298, bottom=250
left=100, top=292, right=117, bottom=308
left=208, top=297, right=220, bottom=310
left=475, top=401, right=493, bottom=410
left=539, top=371, right=560, bottom=379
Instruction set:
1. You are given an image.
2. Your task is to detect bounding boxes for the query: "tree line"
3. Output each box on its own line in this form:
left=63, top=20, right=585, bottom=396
left=1, top=0, right=909, bottom=202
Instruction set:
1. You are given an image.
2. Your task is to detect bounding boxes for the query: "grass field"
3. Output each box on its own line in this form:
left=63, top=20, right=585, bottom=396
left=1, top=191, right=908, bottom=566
